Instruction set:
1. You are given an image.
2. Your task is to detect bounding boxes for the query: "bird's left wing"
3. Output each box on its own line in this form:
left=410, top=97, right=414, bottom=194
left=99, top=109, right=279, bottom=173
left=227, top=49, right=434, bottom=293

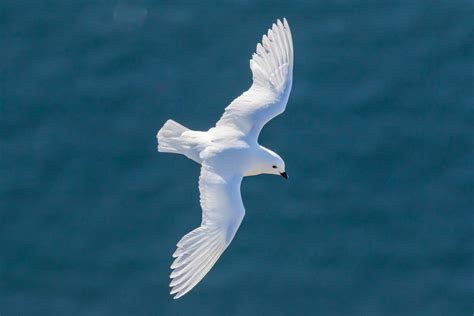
left=169, top=163, right=245, bottom=299
left=215, top=18, right=293, bottom=139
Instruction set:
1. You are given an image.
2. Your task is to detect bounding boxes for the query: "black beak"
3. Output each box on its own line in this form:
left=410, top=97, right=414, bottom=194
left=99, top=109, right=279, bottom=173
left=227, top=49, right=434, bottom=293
left=280, top=172, right=288, bottom=180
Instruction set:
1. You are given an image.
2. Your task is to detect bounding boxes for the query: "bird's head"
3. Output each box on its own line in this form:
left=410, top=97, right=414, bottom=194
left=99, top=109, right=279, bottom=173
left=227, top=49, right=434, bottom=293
left=260, top=148, right=288, bottom=179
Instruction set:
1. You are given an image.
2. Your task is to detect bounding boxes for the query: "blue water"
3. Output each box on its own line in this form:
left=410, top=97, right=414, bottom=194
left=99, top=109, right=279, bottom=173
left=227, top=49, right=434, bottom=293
left=1, top=1, right=473, bottom=315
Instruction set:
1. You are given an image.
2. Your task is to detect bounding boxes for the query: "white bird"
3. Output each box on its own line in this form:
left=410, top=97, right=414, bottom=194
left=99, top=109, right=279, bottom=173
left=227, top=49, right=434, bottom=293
left=157, top=18, right=293, bottom=299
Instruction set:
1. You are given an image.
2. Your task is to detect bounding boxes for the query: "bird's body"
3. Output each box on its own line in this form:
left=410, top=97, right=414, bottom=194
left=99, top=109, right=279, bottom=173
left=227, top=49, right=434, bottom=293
left=161, top=121, right=282, bottom=176
left=156, top=18, right=293, bottom=299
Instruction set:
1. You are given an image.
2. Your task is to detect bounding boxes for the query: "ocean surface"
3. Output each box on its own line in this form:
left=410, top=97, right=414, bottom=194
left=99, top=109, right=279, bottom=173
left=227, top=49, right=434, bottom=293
left=1, top=1, right=473, bottom=315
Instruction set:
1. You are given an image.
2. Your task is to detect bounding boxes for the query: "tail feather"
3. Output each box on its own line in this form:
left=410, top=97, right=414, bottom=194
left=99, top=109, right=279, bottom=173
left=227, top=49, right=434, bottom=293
left=157, top=119, right=190, bottom=154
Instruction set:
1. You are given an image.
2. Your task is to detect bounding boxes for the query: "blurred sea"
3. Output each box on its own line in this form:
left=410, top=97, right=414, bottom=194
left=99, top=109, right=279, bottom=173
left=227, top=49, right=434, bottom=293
left=1, top=1, right=473, bottom=315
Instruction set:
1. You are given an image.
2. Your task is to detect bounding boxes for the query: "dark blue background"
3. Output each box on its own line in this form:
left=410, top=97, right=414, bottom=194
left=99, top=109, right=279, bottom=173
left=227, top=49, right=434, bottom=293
left=1, top=1, right=473, bottom=315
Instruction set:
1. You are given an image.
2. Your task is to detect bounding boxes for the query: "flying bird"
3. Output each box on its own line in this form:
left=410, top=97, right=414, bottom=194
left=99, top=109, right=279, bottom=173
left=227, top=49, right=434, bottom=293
left=157, top=18, right=293, bottom=299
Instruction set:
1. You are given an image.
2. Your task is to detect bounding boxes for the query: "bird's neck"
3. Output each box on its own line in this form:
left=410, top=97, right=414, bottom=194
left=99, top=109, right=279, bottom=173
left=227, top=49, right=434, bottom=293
left=243, top=145, right=271, bottom=177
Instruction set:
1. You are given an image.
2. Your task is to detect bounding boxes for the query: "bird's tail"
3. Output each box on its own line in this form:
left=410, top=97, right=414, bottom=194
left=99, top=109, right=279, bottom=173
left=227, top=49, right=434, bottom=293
left=157, top=119, right=190, bottom=154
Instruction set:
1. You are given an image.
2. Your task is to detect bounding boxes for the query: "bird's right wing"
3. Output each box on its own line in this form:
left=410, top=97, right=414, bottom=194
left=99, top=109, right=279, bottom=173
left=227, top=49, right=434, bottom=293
left=215, top=18, right=293, bottom=139
left=169, top=164, right=245, bottom=299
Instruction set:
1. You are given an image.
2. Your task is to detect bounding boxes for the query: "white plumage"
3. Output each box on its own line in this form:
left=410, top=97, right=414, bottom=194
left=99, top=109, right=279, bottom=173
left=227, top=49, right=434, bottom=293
left=157, top=18, right=293, bottom=299
left=217, top=18, right=293, bottom=137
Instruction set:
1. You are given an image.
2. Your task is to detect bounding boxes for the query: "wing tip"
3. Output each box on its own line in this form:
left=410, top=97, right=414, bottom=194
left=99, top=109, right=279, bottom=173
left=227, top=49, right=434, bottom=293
left=270, top=18, right=290, bottom=33
left=168, top=222, right=230, bottom=300
left=170, top=287, right=184, bottom=299
left=171, top=289, right=186, bottom=299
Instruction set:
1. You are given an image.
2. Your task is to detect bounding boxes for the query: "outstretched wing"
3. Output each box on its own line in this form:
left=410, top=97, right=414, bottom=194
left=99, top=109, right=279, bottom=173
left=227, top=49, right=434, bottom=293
left=169, top=164, right=245, bottom=299
left=216, top=18, right=293, bottom=139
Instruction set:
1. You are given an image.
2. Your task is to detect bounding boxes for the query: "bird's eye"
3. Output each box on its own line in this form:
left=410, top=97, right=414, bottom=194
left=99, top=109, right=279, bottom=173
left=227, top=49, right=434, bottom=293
left=272, top=165, right=277, bottom=169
